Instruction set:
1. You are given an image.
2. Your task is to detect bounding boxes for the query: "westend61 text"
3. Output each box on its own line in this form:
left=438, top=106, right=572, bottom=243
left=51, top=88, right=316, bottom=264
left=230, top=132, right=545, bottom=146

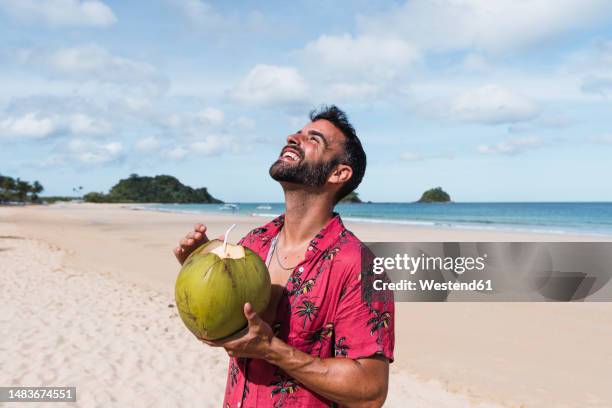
left=373, top=279, right=493, bottom=292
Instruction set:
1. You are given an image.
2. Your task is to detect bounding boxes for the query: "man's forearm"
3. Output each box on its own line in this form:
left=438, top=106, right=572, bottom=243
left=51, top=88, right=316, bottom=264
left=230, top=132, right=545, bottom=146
left=264, top=337, right=388, bottom=407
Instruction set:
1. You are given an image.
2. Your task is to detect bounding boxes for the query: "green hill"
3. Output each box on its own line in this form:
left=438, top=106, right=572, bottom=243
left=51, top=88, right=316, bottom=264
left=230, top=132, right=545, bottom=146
left=339, top=191, right=363, bottom=203
left=416, top=187, right=451, bottom=203
left=83, top=174, right=223, bottom=204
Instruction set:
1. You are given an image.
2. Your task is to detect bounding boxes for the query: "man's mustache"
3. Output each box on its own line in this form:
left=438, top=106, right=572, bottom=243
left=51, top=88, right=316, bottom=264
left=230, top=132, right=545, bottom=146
left=280, top=145, right=304, bottom=160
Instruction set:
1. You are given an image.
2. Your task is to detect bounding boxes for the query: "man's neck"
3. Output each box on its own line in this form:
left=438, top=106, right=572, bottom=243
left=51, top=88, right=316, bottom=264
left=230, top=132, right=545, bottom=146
left=282, top=189, right=334, bottom=247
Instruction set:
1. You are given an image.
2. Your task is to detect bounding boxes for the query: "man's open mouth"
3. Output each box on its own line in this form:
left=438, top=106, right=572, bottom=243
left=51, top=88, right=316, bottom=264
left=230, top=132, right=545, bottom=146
left=279, top=147, right=301, bottom=162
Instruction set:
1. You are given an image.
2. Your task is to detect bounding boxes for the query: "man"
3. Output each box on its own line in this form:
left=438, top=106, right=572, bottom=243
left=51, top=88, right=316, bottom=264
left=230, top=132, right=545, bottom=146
left=173, top=106, right=394, bottom=407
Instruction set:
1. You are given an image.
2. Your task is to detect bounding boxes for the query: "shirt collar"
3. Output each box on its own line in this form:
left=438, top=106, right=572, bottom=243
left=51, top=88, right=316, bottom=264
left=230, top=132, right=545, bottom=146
left=259, top=212, right=346, bottom=254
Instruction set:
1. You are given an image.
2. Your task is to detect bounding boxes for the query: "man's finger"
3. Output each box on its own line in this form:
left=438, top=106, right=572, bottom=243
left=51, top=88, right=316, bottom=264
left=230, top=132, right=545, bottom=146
left=244, top=303, right=263, bottom=327
left=200, top=339, right=220, bottom=347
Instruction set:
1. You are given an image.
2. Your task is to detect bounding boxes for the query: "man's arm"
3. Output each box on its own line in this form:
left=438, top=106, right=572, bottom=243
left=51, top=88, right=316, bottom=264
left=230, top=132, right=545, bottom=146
left=205, top=303, right=389, bottom=408
left=266, top=336, right=389, bottom=407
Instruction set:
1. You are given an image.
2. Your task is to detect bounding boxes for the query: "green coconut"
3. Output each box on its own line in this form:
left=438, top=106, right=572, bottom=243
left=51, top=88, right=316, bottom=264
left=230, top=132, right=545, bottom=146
left=175, top=239, right=271, bottom=340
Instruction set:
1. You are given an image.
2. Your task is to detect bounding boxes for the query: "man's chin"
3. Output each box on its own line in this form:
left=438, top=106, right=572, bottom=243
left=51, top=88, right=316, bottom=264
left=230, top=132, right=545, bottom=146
left=270, top=160, right=296, bottom=173
left=269, top=165, right=300, bottom=184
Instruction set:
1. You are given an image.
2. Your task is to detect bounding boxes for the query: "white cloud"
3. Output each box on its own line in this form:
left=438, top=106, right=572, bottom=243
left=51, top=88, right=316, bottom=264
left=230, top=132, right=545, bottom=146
left=198, top=107, right=224, bottom=126
left=561, top=40, right=612, bottom=98
left=450, top=84, right=540, bottom=125
left=0, top=111, right=111, bottom=138
left=165, top=146, right=188, bottom=160
left=301, top=34, right=419, bottom=80
left=0, top=112, right=56, bottom=138
left=67, top=113, right=111, bottom=134
left=135, top=136, right=161, bottom=152
left=190, top=136, right=229, bottom=156
left=161, top=136, right=235, bottom=159
left=167, top=1, right=273, bottom=38
left=67, top=139, right=123, bottom=164
left=0, top=0, right=116, bottom=27
left=161, top=106, right=227, bottom=139
left=326, top=82, right=381, bottom=101
left=478, top=136, right=543, bottom=155
left=173, top=0, right=226, bottom=29
left=358, top=0, right=612, bottom=52
left=231, top=64, right=308, bottom=107
left=44, top=45, right=162, bottom=86
left=230, top=117, right=256, bottom=131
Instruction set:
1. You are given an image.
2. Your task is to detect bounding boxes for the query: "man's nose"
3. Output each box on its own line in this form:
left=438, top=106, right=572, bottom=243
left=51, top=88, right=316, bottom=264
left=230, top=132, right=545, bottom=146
left=286, top=133, right=301, bottom=145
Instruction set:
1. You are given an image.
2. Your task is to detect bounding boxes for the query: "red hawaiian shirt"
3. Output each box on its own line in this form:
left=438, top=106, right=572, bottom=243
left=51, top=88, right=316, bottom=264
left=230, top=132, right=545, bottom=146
left=221, top=213, right=395, bottom=408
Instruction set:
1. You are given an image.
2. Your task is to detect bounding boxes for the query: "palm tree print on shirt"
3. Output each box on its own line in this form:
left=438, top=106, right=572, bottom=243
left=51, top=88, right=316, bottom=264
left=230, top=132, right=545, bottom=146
left=334, top=337, right=349, bottom=357
left=295, top=299, right=319, bottom=328
left=306, top=322, right=334, bottom=355
left=270, top=377, right=299, bottom=408
left=229, top=361, right=239, bottom=386
left=367, top=309, right=391, bottom=344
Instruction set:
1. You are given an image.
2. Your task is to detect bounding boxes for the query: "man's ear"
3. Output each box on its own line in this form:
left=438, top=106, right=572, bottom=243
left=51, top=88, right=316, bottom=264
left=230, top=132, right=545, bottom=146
left=328, top=164, right=352, bottom=185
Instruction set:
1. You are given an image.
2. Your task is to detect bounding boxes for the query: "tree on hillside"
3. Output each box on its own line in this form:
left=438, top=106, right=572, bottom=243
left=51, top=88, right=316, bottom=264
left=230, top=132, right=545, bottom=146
left=83, top=174, right=223, bottom=204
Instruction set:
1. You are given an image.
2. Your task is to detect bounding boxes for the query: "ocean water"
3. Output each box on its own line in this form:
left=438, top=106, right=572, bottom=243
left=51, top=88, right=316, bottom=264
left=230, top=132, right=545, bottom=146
left=138, top=202, right=612, bottom=236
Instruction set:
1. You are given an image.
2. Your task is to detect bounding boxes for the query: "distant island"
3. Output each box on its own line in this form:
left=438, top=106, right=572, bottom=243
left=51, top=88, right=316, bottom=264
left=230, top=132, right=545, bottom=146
left=83, top=174, right=223, bottom=204
left=416, top=187, right=451, bottom=203
left=339, top=191, right=363, bottom=203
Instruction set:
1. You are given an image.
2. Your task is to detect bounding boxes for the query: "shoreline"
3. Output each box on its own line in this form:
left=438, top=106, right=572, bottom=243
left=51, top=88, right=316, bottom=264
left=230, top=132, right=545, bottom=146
left=127, top=202, right=612, bottom=239
left=2, top=203, right=612, bottom=407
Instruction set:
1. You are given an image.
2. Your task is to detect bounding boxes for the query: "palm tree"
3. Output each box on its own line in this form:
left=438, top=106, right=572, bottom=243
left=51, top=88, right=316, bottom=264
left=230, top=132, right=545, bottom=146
left=15, top=179, right=32, bottom=202
left=0, top=175, right=17, bottom=202
left=31, top=181, right=44, bottom=202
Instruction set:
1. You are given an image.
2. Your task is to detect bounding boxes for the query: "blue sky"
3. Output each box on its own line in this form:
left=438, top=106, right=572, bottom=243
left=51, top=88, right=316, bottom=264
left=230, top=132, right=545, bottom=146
left=1, top=0, right=612, bottom=202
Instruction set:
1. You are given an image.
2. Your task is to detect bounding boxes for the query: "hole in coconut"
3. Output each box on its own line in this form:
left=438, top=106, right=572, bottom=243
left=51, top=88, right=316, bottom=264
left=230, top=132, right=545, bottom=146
left=207, top=240, right=245, bottom=259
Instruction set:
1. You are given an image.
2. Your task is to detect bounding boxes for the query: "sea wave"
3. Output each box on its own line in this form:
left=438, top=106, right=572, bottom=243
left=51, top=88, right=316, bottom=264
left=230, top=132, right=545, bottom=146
left=131, top=203, right=612, bottom=237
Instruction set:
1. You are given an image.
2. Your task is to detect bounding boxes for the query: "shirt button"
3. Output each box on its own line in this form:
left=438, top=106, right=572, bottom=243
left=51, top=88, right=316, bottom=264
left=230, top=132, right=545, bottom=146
left=298, top=266, right=304, bottom=272
left=308, top=246, right=313, bottom=251
left=238, top=403, right=242, bottom=408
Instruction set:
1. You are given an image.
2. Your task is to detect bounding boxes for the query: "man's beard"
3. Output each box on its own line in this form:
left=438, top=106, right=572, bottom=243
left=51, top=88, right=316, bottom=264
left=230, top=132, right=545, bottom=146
left=269, top=155, right=340, bottom=188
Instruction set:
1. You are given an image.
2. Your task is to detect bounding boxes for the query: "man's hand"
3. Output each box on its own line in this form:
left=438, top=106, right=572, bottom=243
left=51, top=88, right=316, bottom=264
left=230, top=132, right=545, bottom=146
left=203, top=304, right=389, bottom=407
left=202, top=303, right=274, bottom=359
left=173, top=223, right=209, bottom=265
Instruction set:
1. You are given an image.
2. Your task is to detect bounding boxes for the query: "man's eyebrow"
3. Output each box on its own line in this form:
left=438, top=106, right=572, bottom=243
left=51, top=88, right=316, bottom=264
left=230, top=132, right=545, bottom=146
left=306, top=129, right=329, bottom=147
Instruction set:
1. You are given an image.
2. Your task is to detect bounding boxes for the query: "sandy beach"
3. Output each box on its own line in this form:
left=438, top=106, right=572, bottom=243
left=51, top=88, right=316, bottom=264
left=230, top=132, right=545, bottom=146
left=1, top=203, right=611, bottom=407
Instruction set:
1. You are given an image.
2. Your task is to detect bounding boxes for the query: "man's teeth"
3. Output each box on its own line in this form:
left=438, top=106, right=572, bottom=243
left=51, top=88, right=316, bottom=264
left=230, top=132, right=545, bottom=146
left=282, top=151, right=299, bottom=161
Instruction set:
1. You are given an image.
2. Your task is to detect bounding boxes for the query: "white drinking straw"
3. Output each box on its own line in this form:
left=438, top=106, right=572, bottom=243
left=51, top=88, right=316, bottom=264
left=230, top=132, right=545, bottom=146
left=223, top=224, right=236, bottom=254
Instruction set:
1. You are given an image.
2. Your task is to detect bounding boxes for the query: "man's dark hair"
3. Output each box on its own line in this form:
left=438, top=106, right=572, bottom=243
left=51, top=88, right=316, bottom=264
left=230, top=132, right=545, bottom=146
left=309, top=105, right=366, bottom=203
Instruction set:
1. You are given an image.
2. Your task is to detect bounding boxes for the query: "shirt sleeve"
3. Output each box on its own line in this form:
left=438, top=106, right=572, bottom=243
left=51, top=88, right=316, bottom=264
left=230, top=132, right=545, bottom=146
left=333, top=251, right=395, bottom=362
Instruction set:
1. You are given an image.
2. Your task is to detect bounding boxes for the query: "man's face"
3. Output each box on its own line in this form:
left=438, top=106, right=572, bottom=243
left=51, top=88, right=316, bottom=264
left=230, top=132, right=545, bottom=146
left=269, top=120, right=346, bottom=188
